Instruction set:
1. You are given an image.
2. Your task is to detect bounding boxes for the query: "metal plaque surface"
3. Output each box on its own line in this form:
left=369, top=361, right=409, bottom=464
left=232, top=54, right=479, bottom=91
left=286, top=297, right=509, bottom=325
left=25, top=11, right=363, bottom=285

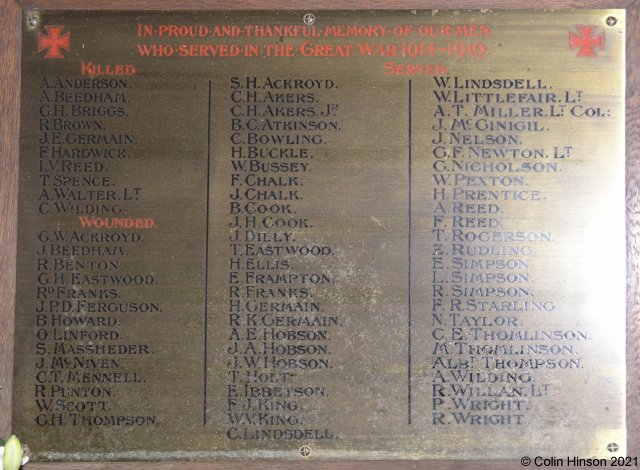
left=13, top=9, right=626, bottom=461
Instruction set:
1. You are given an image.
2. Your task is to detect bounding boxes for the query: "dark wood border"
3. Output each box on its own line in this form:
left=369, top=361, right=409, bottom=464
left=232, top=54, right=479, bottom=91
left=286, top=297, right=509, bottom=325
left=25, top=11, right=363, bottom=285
left=1, top=1, right=637, bottom=468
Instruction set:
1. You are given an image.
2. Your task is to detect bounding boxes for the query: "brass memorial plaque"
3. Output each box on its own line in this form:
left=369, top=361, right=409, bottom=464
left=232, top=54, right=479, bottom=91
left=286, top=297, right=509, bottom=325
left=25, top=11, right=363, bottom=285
left=13, top=9, right=626, bottom=461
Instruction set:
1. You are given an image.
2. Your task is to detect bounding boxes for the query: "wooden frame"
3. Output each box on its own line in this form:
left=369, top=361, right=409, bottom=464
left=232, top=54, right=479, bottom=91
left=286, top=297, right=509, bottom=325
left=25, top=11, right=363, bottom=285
left=1, top=0, right=637, bottom=468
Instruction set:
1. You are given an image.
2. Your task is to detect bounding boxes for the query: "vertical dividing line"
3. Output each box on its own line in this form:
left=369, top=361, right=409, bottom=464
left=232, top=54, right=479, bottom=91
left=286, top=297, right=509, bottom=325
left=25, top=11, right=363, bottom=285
left=204, top=80, right=212, bottom=426
left=408, top=79, right=413, bottom=425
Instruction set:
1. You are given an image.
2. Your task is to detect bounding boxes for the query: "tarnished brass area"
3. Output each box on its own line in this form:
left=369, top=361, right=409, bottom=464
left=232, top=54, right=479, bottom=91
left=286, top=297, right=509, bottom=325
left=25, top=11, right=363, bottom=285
left=13, top=10, right=625, bottom=460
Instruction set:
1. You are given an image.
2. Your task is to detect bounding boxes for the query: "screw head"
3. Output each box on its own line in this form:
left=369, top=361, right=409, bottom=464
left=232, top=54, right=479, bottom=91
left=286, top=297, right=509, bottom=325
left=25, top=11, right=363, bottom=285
left=607, top=442, right=619, bottom=453
left=303, top=13, right=316, bottom=26
left=606, top=16, right=617, bottom=27
left=300, top=446, right=311, bottom=457
left=28, top=16, right=38, bottom=27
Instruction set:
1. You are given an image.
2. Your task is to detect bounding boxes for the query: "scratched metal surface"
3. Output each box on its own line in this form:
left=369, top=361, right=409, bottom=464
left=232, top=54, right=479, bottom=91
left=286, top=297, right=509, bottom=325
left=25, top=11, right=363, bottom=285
left=11, top=9, right=627, bottom=461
